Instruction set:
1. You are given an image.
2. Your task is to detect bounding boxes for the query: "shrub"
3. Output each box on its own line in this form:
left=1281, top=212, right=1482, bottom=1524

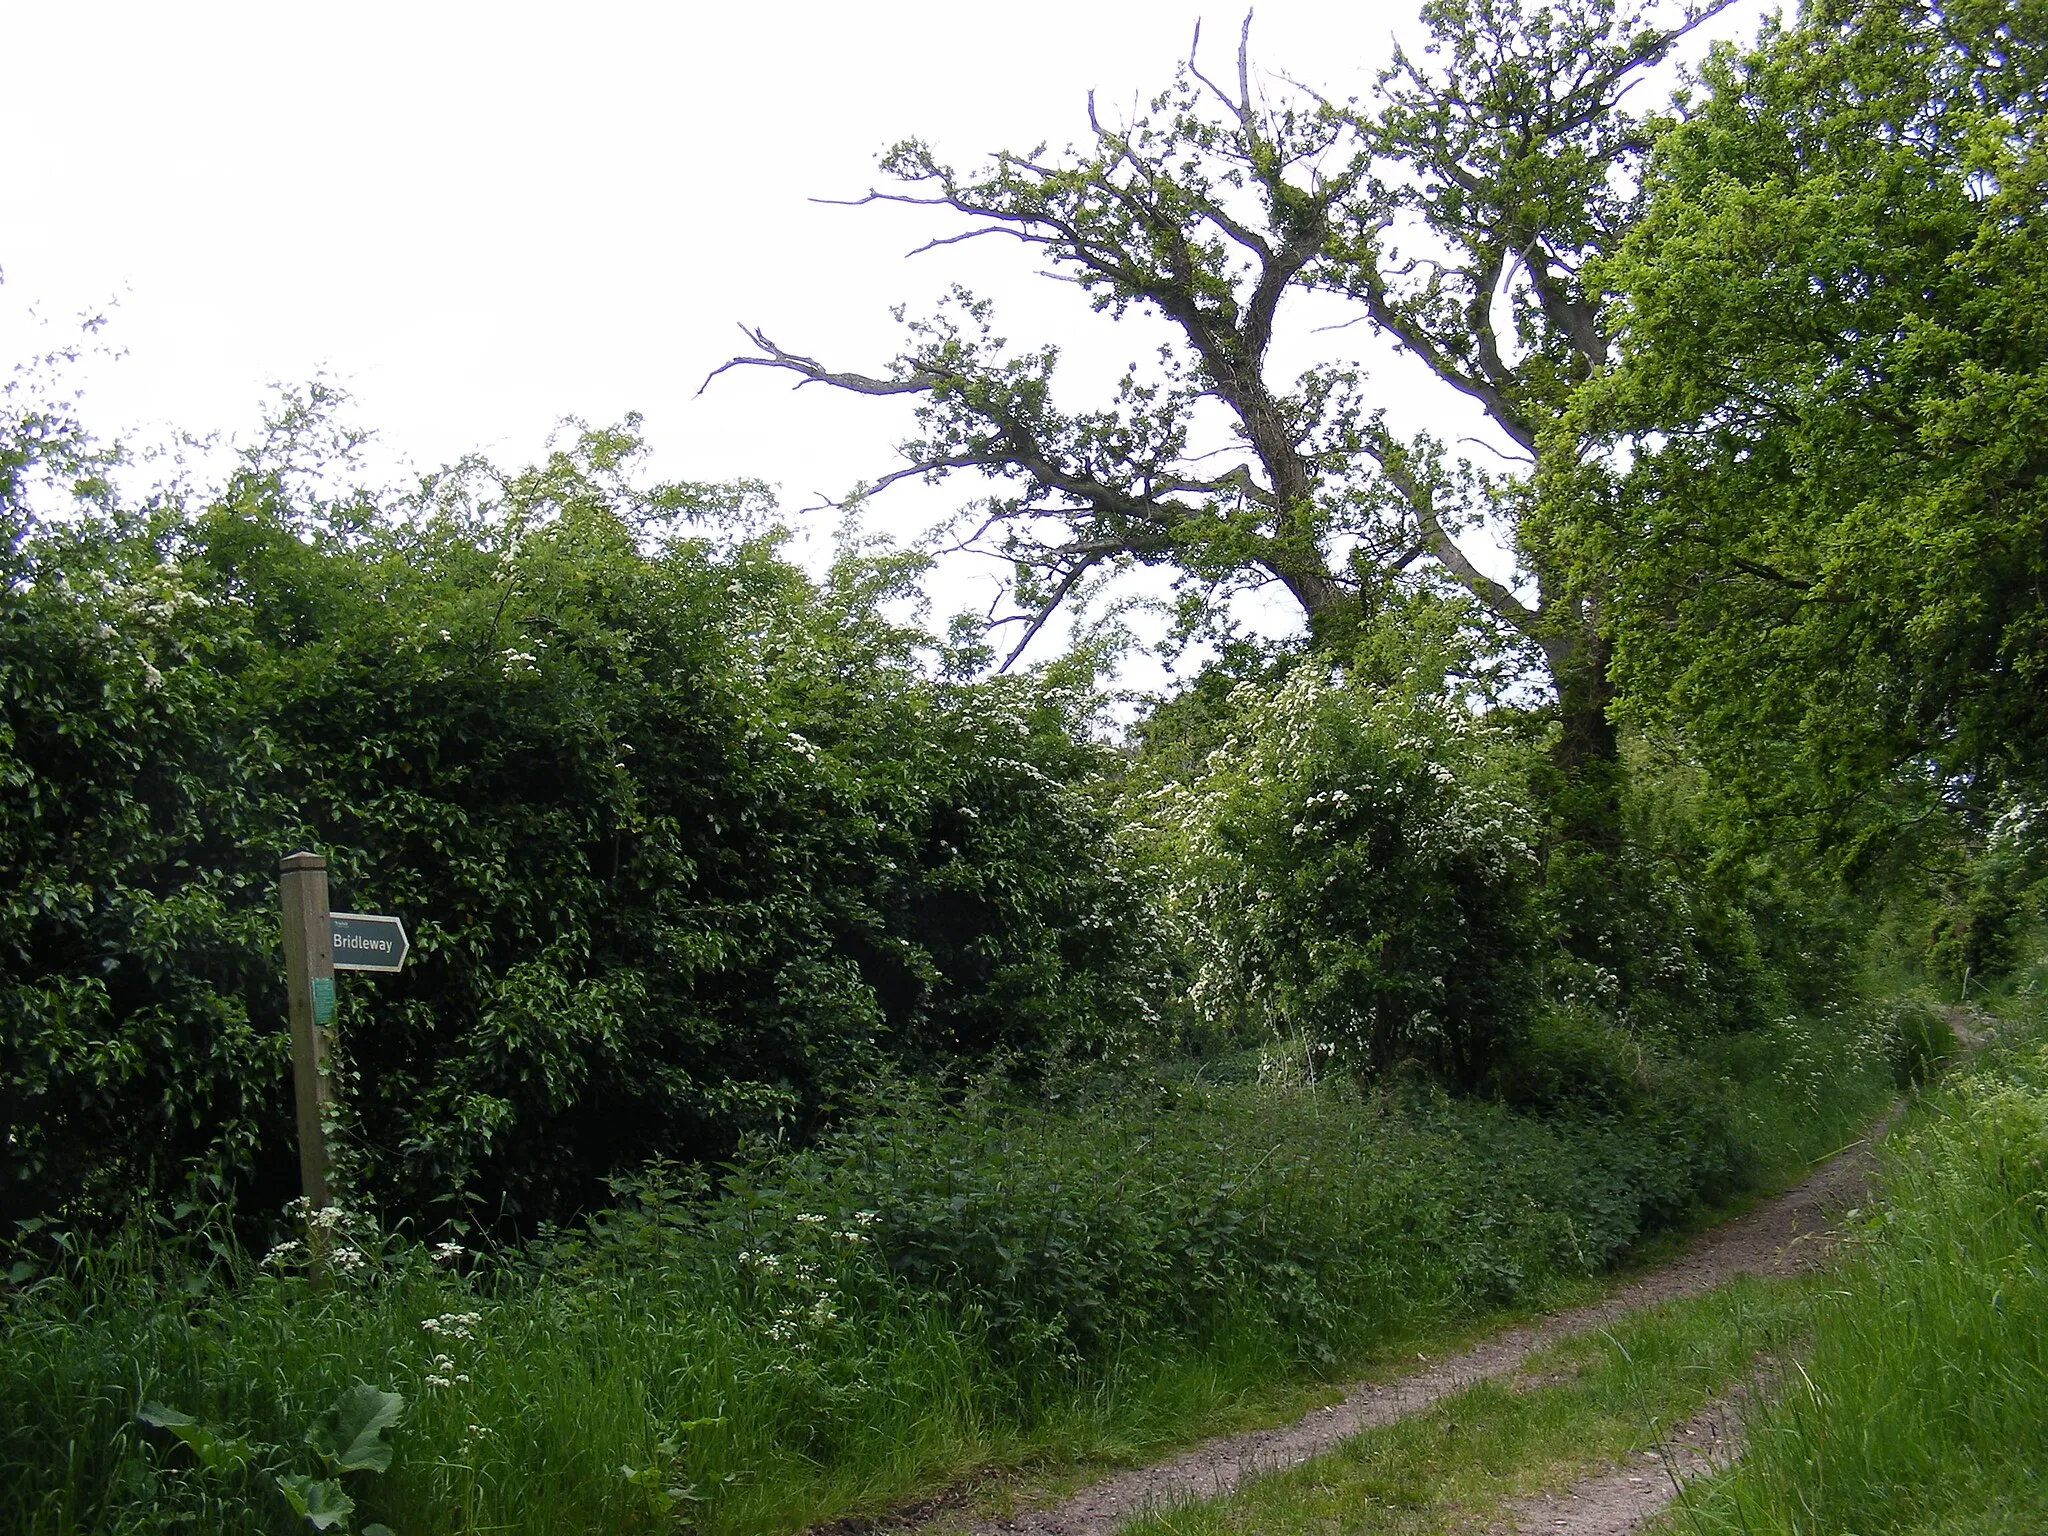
left=1138, top=668, right=1540, bottom=1086
left=1874, top=997, right=1958, bottom=1090
left=1490, top=1004, right=1653, bottom=1114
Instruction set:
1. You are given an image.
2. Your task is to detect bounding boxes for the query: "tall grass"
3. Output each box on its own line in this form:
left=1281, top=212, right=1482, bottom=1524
left=2, top=1012, right=1896, bottom=1536
left=1677, top=993, right=2048, bottom=1535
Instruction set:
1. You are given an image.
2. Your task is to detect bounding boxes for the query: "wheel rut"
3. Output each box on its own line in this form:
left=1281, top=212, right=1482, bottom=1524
left=1497, top=1385, right=1749, bottom=1535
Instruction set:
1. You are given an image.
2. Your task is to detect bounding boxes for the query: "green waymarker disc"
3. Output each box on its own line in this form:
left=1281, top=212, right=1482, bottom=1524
left=310, top=977, right=336, bottom=1025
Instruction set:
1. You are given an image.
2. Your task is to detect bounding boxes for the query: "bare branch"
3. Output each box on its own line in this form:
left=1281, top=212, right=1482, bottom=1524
left=1000, top=555, right=1101, bottom=671
left=904, top=226, right=1039, bottom=257
left=1373, top=441, right=1540, bottom=633
left=1187, top=18, right=1239, bottom=115
left=701, top=326, right=935, bottom=398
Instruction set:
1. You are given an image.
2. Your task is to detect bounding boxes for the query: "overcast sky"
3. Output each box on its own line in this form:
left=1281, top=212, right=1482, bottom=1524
left=2, top=0, right=1768, bottom=675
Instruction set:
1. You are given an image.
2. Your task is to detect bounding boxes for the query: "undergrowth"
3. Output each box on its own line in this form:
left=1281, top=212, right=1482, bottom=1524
left=1, top=1009, right=1897, bottom=1536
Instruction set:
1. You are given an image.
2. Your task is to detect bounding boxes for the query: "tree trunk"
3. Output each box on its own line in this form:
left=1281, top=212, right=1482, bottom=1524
left=1539, top=626, right=1622, bottom=851
left=1549, top=629, right=1618, bottom=777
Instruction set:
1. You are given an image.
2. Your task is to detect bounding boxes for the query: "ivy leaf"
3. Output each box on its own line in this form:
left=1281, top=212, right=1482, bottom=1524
left=305, top=1385, right=406, bottom=1474
left=136, top=1403, right=257, bottom=1474
left=275, top=1472, right=354, bottom=1530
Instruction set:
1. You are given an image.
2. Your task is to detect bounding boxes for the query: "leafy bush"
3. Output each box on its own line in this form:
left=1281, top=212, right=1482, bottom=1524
left=1871, top=997, right=1958, bottom=1090
left=1489, top=1004, right=1656, bottom=1114
left=1527, top=741, right=1841, bottom=1045
left=1137, top=667, right=1541, bottom=1085
left=1, top=419, right=1165, bottom=1233
left=139, top=1384, right=405, bottom=1536
left=1923, top=803, right=2046, bottom=994
left=719, top=1069, right=1741, bottom=1366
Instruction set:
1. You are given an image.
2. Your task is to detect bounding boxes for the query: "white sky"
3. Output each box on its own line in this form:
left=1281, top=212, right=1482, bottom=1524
left=1, top=0, right=1769, bottom=680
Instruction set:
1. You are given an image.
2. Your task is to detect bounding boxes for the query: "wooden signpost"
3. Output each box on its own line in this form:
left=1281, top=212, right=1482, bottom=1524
left=279, top=852, right=338, bottom=1215
left=278, top=852, right=409, bottom=1244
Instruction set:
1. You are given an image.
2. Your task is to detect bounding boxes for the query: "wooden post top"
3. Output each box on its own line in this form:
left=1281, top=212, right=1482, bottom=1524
left=279, top=851, right=328, bottom=873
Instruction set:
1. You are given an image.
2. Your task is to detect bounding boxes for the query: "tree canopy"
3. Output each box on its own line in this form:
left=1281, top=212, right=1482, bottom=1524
left=1567, top=0, right=2048, bottom=854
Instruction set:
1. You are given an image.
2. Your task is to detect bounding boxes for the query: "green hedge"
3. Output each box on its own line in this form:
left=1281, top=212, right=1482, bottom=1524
left=1, top=426, right=1163, bottom=1232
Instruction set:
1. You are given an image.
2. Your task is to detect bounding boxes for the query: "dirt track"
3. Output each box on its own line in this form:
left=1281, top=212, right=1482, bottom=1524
left=1499, top=1385, right=1749, bottom=1535
left=864, top=1118, right=1888, bottom=1536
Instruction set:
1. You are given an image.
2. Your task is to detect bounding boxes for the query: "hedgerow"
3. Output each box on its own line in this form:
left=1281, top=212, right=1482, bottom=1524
left=1, top=419, right=1166, bottom=1233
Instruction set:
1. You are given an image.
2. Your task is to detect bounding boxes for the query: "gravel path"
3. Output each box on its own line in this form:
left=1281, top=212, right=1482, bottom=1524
left=839, top=1116, right=1889, bottom=1536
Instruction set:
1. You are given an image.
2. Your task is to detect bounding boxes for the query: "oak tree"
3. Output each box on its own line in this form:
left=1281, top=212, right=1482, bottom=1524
left=714, top=0, right=1730, bottom=809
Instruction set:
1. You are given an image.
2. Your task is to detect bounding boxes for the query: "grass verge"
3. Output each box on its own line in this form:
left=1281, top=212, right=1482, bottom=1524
left=1662, top=993, right=2048, bottom=1536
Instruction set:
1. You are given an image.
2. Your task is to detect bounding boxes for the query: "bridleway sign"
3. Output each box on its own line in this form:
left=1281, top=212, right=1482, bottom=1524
left=329, top=912, right=409, bottom=973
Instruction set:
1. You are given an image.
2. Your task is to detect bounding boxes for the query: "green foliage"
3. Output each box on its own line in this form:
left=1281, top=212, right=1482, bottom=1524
left=137, top=1385, right=405, bottom=1534
left=302, top=1388, right=404, bottom=1476
left=3, top=1010, right=1892, bottom=1536
left=135, top=1405, right=258, bottom=1478
left=1526, top=743, right=1841, bottom=1041
left=270, top=1478, right=351, bottom=1534
left=735, top=1068, right=1735, bottom=1360
left=1121, top=646, right=1825, bottom=1093
left=1134, top=664, right=1541, bottom=1084
left=0, top=408, right=1164, bottom=1232
left=1876, top=997, right=1959, bottom=1090
left=1570, top=0, right=2048, bottom=844
left=1923, top=802, right=2046, bottom=993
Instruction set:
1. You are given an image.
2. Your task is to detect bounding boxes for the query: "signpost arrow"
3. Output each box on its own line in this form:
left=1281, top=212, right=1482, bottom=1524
left=329, top=912, right=409, bottom=973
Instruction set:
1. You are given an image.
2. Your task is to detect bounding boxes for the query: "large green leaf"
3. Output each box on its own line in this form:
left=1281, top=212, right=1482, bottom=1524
left=305, top=1384, right=406, bottom=1474
left=136, top=1403, right=257, bottom=1475
left=275, top=1473, right=354, bottom=1531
